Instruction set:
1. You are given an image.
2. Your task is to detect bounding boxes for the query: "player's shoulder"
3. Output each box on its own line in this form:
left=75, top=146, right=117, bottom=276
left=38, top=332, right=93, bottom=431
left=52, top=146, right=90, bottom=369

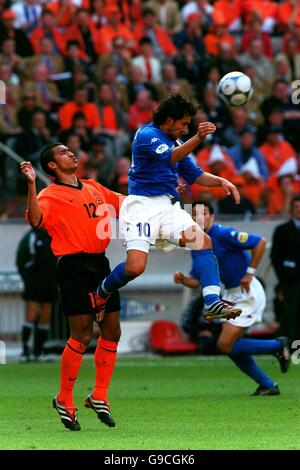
left=136, top=123, right=159, bottom=140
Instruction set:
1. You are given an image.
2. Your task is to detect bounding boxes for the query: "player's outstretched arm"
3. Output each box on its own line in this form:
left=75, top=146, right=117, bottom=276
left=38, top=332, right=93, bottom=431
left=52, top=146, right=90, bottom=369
left=170, top=122, right=216, bottom=164
left=195, top=173, right=240, bottom=205
left=20, top=161, right=42, bottom=227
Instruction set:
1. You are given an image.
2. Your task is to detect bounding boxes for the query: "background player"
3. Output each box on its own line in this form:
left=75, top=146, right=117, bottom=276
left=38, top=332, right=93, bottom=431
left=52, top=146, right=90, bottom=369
left=16, top=227, right=57, bottom=361
left=174, top=201, right=290, bottom=395
left=20, top=143, right=124, bottom=431
left=94, top=93, right=241, bottom=320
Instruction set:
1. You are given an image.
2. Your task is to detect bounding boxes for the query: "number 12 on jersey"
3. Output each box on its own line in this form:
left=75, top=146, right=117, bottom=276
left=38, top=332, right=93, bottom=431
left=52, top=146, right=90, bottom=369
left=137, top=222, right=150, bottom=237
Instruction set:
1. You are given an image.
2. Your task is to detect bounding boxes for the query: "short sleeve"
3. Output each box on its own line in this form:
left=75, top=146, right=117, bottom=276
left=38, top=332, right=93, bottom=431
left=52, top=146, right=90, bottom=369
left=219, top=226, right=261, bottom=250
left=178, top=156, right=203, bottom=185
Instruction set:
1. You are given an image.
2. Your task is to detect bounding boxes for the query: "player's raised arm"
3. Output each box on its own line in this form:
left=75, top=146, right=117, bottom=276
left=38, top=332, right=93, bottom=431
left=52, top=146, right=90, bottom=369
left=194, top=172, right=240, bottom=205
left=170, top=122, right=216, bottom=164
left=20, top=161, right=42, bottom=228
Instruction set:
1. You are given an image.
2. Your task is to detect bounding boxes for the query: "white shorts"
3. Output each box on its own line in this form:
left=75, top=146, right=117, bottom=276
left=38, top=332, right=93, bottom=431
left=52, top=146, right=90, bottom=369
left=223, top=276, right=266, bottom=328
left=120, top=195, right=198, bottom=253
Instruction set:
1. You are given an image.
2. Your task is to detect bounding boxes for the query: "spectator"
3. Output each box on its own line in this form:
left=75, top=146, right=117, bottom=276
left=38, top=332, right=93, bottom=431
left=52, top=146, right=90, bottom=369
left=11, top=0, right=42, bottom=34
left=271, top=195, right=300, bottom=342
left=146, top=0, right=182, bottom=35
left=97, top=4, right=136, bottom=55
left=218, top=176, right=256, bottom=216
left=127, top=89, right=158, bottom=136
left=173, top=12, right=205, bottom=59
left=156, top=62, right=193, bottom=100
left=132, top=37, right=162, bottom=85
left=0, top=8, right=34, bottom=57
left=64, top=8, right=98, bottom=62
left=134, top=7, right=177, bottom=58
left=95, top=35, right=132, bottom=85
left=17, top=93, right=43, bottom=132
left=126, top=64, right=158, bottom=105
left=59, top=111, right=93, bottom=152
left=228, top=126, right=269, bottom=180
left=173, top=40, right=203, bottom=86
left=58, top=86, right=101, bottom=132
left=16, top=109, right=53, bottom=162
left=30, top=9, right=65, bottom=55
left=16, top=228, right=58, bottom=361
left=23, top=63, right=60, bottom=112
left=259, top=125, right=297, bottom=176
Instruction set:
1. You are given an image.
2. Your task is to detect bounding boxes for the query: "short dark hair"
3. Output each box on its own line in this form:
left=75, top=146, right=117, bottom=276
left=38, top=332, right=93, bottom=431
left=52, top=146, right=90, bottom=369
left=192, top=200, right=215, bottom=214
left=153, top=93, right=199, bottom=126
left=40, top=142, right=63, bottom=177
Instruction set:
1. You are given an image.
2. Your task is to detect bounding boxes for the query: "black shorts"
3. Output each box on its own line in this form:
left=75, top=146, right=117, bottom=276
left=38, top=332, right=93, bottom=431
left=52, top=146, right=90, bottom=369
left=22, top=273, right=58, bottom=303
left=57, top=253, right=121, bottom=316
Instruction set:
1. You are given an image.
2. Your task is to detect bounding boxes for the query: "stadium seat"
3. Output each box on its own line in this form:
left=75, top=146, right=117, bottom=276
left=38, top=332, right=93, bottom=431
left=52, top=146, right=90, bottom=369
left=149, top=320, right=197, bottom=355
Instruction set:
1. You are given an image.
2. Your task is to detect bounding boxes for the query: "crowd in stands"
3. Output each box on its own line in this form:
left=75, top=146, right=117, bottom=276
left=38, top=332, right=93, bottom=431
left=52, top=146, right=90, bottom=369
left=1, top=0, right=300, bottom=218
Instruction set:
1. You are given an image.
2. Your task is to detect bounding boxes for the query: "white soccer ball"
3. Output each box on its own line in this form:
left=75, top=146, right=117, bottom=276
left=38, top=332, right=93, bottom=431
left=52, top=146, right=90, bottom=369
left=217, top=71, right=253, bottom=107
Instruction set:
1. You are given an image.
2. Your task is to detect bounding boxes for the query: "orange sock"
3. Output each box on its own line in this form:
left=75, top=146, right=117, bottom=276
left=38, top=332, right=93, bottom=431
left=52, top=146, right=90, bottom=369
left=93, top=337, right=118, bottom=401
left=58, top=337, right=86, bottom=407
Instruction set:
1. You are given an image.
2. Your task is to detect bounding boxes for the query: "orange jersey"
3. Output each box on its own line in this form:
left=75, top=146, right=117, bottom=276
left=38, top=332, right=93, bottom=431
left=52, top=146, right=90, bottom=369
left=26, top=179, right=125, bottom=256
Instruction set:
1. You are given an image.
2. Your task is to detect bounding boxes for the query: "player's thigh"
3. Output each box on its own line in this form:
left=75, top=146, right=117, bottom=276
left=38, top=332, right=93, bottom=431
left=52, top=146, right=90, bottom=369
left=226, top=278, right=266, bottom=328
left=57, top=254, right=110, bottom=316
left=120, top=195, right=162, bottom=246
left=161, top=203, right=203, bottom=248
left=218, top=322, right=244, bottom=351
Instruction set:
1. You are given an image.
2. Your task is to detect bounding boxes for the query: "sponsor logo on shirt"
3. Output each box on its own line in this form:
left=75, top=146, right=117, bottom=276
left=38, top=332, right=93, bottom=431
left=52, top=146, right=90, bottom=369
left=151, top=137, right=158, bottom=143
left=155, top=144, right=169, bottom=154
left=237, top=232, right=249, bottom=243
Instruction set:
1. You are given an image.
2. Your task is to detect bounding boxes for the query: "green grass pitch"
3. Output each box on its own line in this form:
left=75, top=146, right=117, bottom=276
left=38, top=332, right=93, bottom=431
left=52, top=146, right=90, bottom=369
left=0, top=355, right=299, bottom=450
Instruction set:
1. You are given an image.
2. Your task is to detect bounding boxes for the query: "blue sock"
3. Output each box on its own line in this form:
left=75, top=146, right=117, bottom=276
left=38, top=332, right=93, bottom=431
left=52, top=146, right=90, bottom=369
left=229, top=354, right=276, bottom=389
left=191, top=249, right=221, bottom=306
left=97, top=262, right=133, bottom=298
left=231, top=338, right=282, bottom=356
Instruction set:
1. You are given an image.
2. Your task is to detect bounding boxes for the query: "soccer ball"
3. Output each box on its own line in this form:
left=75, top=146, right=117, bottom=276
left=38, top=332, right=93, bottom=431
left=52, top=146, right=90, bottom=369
left=217, top=71, right=253, bottom=107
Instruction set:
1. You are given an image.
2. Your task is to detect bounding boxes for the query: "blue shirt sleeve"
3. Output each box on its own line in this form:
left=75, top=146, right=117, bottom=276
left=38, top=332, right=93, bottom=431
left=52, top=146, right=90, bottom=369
left=216, top=225, right=261, bottom=251
left=135, top=126, right=173, bottom=163
left=178, top=156, right=203, bottom=185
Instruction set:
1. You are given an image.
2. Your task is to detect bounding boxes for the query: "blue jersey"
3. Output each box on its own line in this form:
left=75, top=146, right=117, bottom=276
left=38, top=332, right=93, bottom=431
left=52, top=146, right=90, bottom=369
left=128, top=123, right=203, bottom=199
left=191, top=224, right=261, bottom=289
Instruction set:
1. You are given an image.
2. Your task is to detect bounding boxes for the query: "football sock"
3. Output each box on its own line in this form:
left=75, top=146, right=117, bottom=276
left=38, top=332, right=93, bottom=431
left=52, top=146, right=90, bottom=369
left=33, top=323, right=50, bottom=357
left=230, top=338, right=282, bottom=355
left=229, top=353, right=275, bottom=389
left=97, top=262, right=134, bottom=298
left=93, top=337, right=118, bottom=401
left=191, top=249, right=221, bottom=306
left=21, top=322, right=34, bottom=355
left=58, top=337, right=86, bottom=407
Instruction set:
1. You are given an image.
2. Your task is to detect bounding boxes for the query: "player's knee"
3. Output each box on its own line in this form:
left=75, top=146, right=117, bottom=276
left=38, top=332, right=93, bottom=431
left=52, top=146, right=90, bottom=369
left=102, top=327, right=121, bottom=342
left=217, top=338, right=233, bottom=354
left=125, top=262, right=146, bottom=278
left=78, top=328, right=94, bottom=346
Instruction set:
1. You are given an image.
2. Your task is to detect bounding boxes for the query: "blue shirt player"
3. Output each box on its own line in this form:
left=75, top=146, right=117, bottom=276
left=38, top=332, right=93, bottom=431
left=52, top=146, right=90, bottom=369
left=174, top=201, right=291, bottom=395
left=95, top=93, right=242, bottom=320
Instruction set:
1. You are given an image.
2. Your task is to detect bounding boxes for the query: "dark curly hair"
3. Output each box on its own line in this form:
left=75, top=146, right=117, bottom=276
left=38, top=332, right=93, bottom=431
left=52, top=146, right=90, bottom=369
left=153, top=93, right=199, bottom=126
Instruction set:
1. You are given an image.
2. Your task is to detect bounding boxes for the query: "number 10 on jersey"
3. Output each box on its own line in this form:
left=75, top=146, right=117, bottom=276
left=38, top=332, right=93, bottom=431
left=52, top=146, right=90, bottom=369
left=137, top=222, right=150, bottom=237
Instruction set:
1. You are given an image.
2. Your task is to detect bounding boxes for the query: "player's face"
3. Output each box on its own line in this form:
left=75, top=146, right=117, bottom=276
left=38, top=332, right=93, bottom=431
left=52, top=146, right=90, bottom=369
left=192, top=205, right=214, bottom=231
left=52, top=145, right=78, bottom=173
left=166, top=115, right=191, bottom=140
left=291, top=200, right=300, bottom=220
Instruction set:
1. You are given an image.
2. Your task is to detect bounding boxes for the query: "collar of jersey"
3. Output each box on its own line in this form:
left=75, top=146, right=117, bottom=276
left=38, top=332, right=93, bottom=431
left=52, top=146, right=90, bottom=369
left=54, top=178, right=83, bottom=190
